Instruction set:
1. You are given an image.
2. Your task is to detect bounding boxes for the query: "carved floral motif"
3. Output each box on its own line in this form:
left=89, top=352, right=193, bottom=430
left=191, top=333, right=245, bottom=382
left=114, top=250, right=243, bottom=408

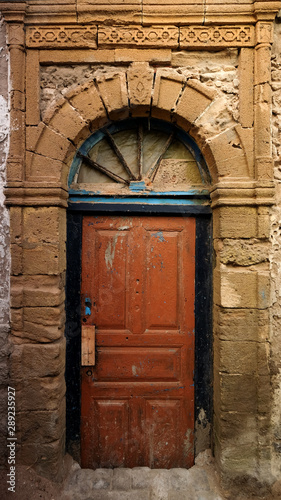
left=26, top=26, right=97, bottom=48
left=127, top=63, right=154, bottom=106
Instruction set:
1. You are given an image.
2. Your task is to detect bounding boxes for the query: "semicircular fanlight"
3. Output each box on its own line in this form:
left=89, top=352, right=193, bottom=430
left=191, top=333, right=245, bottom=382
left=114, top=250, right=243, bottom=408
left=70, top=119, right=210, bottom=189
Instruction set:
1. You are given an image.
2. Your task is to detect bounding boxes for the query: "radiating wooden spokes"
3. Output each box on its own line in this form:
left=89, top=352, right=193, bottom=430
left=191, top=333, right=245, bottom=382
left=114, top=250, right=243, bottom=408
left=78, top=125, right=174, bottom=184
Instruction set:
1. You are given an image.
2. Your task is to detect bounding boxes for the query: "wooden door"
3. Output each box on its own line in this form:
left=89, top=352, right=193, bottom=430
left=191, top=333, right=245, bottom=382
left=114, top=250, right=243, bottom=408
left=81, top=215, right=195, bottom=469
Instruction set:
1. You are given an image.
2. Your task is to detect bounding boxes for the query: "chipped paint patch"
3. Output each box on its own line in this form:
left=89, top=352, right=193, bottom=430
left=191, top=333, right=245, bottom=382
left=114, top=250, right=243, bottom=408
left=151, top=231, right=167, bottom=243
left=105, top=234, right=119, bottom=269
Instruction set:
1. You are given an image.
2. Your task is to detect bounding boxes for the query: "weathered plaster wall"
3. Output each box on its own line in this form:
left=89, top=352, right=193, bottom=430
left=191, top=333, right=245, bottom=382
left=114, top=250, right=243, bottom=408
left=0, top=16, right=10, bottom=467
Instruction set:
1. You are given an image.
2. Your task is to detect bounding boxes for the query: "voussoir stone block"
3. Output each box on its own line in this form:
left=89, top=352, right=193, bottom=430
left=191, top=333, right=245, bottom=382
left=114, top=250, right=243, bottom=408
left=26, top=152, right=67, bottom=183
left=203, top=126, right=249, bottom=180
left=33, top=124, right=73, bottom=162
left=127, top=62, right=154, bottom=116
left=46, top=101, right=89, bottom=144
left=152, top=70, right=185, bottom=120
left=68, top=82, right=106, bottom=126
left=175, top=79, right=216, bottom=127
left=96, top=71, right=129, bottom=119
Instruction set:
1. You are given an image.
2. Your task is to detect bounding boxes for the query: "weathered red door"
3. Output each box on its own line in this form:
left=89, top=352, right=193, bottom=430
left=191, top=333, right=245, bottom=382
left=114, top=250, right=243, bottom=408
left=81, top=215, right=195, bottom=469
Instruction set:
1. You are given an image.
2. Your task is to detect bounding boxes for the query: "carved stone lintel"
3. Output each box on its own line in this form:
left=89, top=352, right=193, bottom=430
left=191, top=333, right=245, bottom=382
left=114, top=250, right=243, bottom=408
left=26, top=26, right=97, bottom=49
left=180, top=25, right=255, bottom=48
left=98, top=26, right=179, bottom=48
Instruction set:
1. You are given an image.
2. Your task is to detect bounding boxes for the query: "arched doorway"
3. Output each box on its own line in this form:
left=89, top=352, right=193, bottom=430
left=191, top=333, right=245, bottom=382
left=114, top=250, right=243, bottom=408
left=65, top=118, right=212, bottom=469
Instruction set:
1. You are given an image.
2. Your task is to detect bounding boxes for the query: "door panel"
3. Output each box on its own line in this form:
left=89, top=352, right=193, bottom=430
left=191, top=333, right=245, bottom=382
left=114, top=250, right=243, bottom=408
left=81, top=215, right=195, bottom=469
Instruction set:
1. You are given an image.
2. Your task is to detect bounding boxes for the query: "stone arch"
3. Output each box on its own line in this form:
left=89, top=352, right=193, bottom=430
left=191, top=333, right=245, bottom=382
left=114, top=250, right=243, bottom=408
left=27, top=64, right=252, bottom=186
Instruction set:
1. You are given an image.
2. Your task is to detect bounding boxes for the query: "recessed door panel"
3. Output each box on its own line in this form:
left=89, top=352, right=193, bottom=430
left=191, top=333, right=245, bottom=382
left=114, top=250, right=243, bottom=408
left=81, top=215, right=195, bottom=468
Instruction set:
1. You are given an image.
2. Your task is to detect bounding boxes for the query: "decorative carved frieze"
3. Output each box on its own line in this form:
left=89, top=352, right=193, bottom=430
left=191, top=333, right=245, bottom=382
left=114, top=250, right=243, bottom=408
left=26, top=24, right=256, bottom=49
left=26, top=26, right=97, bottom=49
left=180, top=25, right=255, bottom=48
left=98, top=26, right=179, bottom=48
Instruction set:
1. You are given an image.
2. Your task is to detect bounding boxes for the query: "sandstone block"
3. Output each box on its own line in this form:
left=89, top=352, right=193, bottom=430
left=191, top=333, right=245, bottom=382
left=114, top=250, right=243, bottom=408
left=214, top=307, right=269, bottom=342
left=96, top=72, right=129, bottom=120
left=22, top=244, right=64, bottom=275
left=26, top=49, right=40, bottom=125
left=214, top=338, right=258, bottom=375
left=10, top=90, right=25, bottom=111
left=39, top=49, right=114, bottom=65
left=19, top=434, right=65, bottom=481
left=258, top=376, right=272, bottom=413
left=26, top=151, right=67, bottom=184
left=19, top=401, right=65, bottom=444
left=255, top=45, right=271, bottom=86
left=216, top=373, right=257, bottom=413
left=213, top=206, right=257, bottom=238
left=218, top=239, right=269, bottom=266
left=9, top=207, right=22, bottom=244
left=23, top=207, right=65, bottom=245
left=239, top=48, right=254, bottom=127
left=214, top=411, right=257, bottom=446
left=10, top=308, right=23, bottom=332
left=257, top=206, right=271, bottom=238
left=23, top=323, right=63, bottom=343
left=257, top=343, right=270, bottom=377
left=9, top=46, right=25, bottom=92
left=34, top=125, right=72, bottom=162
left=214, top=269, right=270, bottom=309
left=152, top=71, right=185, bottom=121
left=15, top=374, right=65, bottom=412
left=6, top=155, right=24, bottom=183
left=10, top=340, right=65, bottom=379
left=176, top=79, right=215, bottom=127
left=255, top=156, right=273, bottom=181
left=9, top=109, right=25, bottom=159
left=115, top=48, right=171, bottom=64
left=68, top=82, right=106, bottom=126
left=24, top=305, right=65, bottom=327
left=47, top=101, right=89, bottom=144
left=203, top=126, right=249, bottom=181
left=127, top=62, right=154, bottom=116
left=26, top=123, right=45, bottom=151
left=219, top=442, right=258, bottom=479
left=11, top=275, right=65, bottom=308
left=77, top=2, right=142, bottom=24
left=11, top=243, right=23, bottom=275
